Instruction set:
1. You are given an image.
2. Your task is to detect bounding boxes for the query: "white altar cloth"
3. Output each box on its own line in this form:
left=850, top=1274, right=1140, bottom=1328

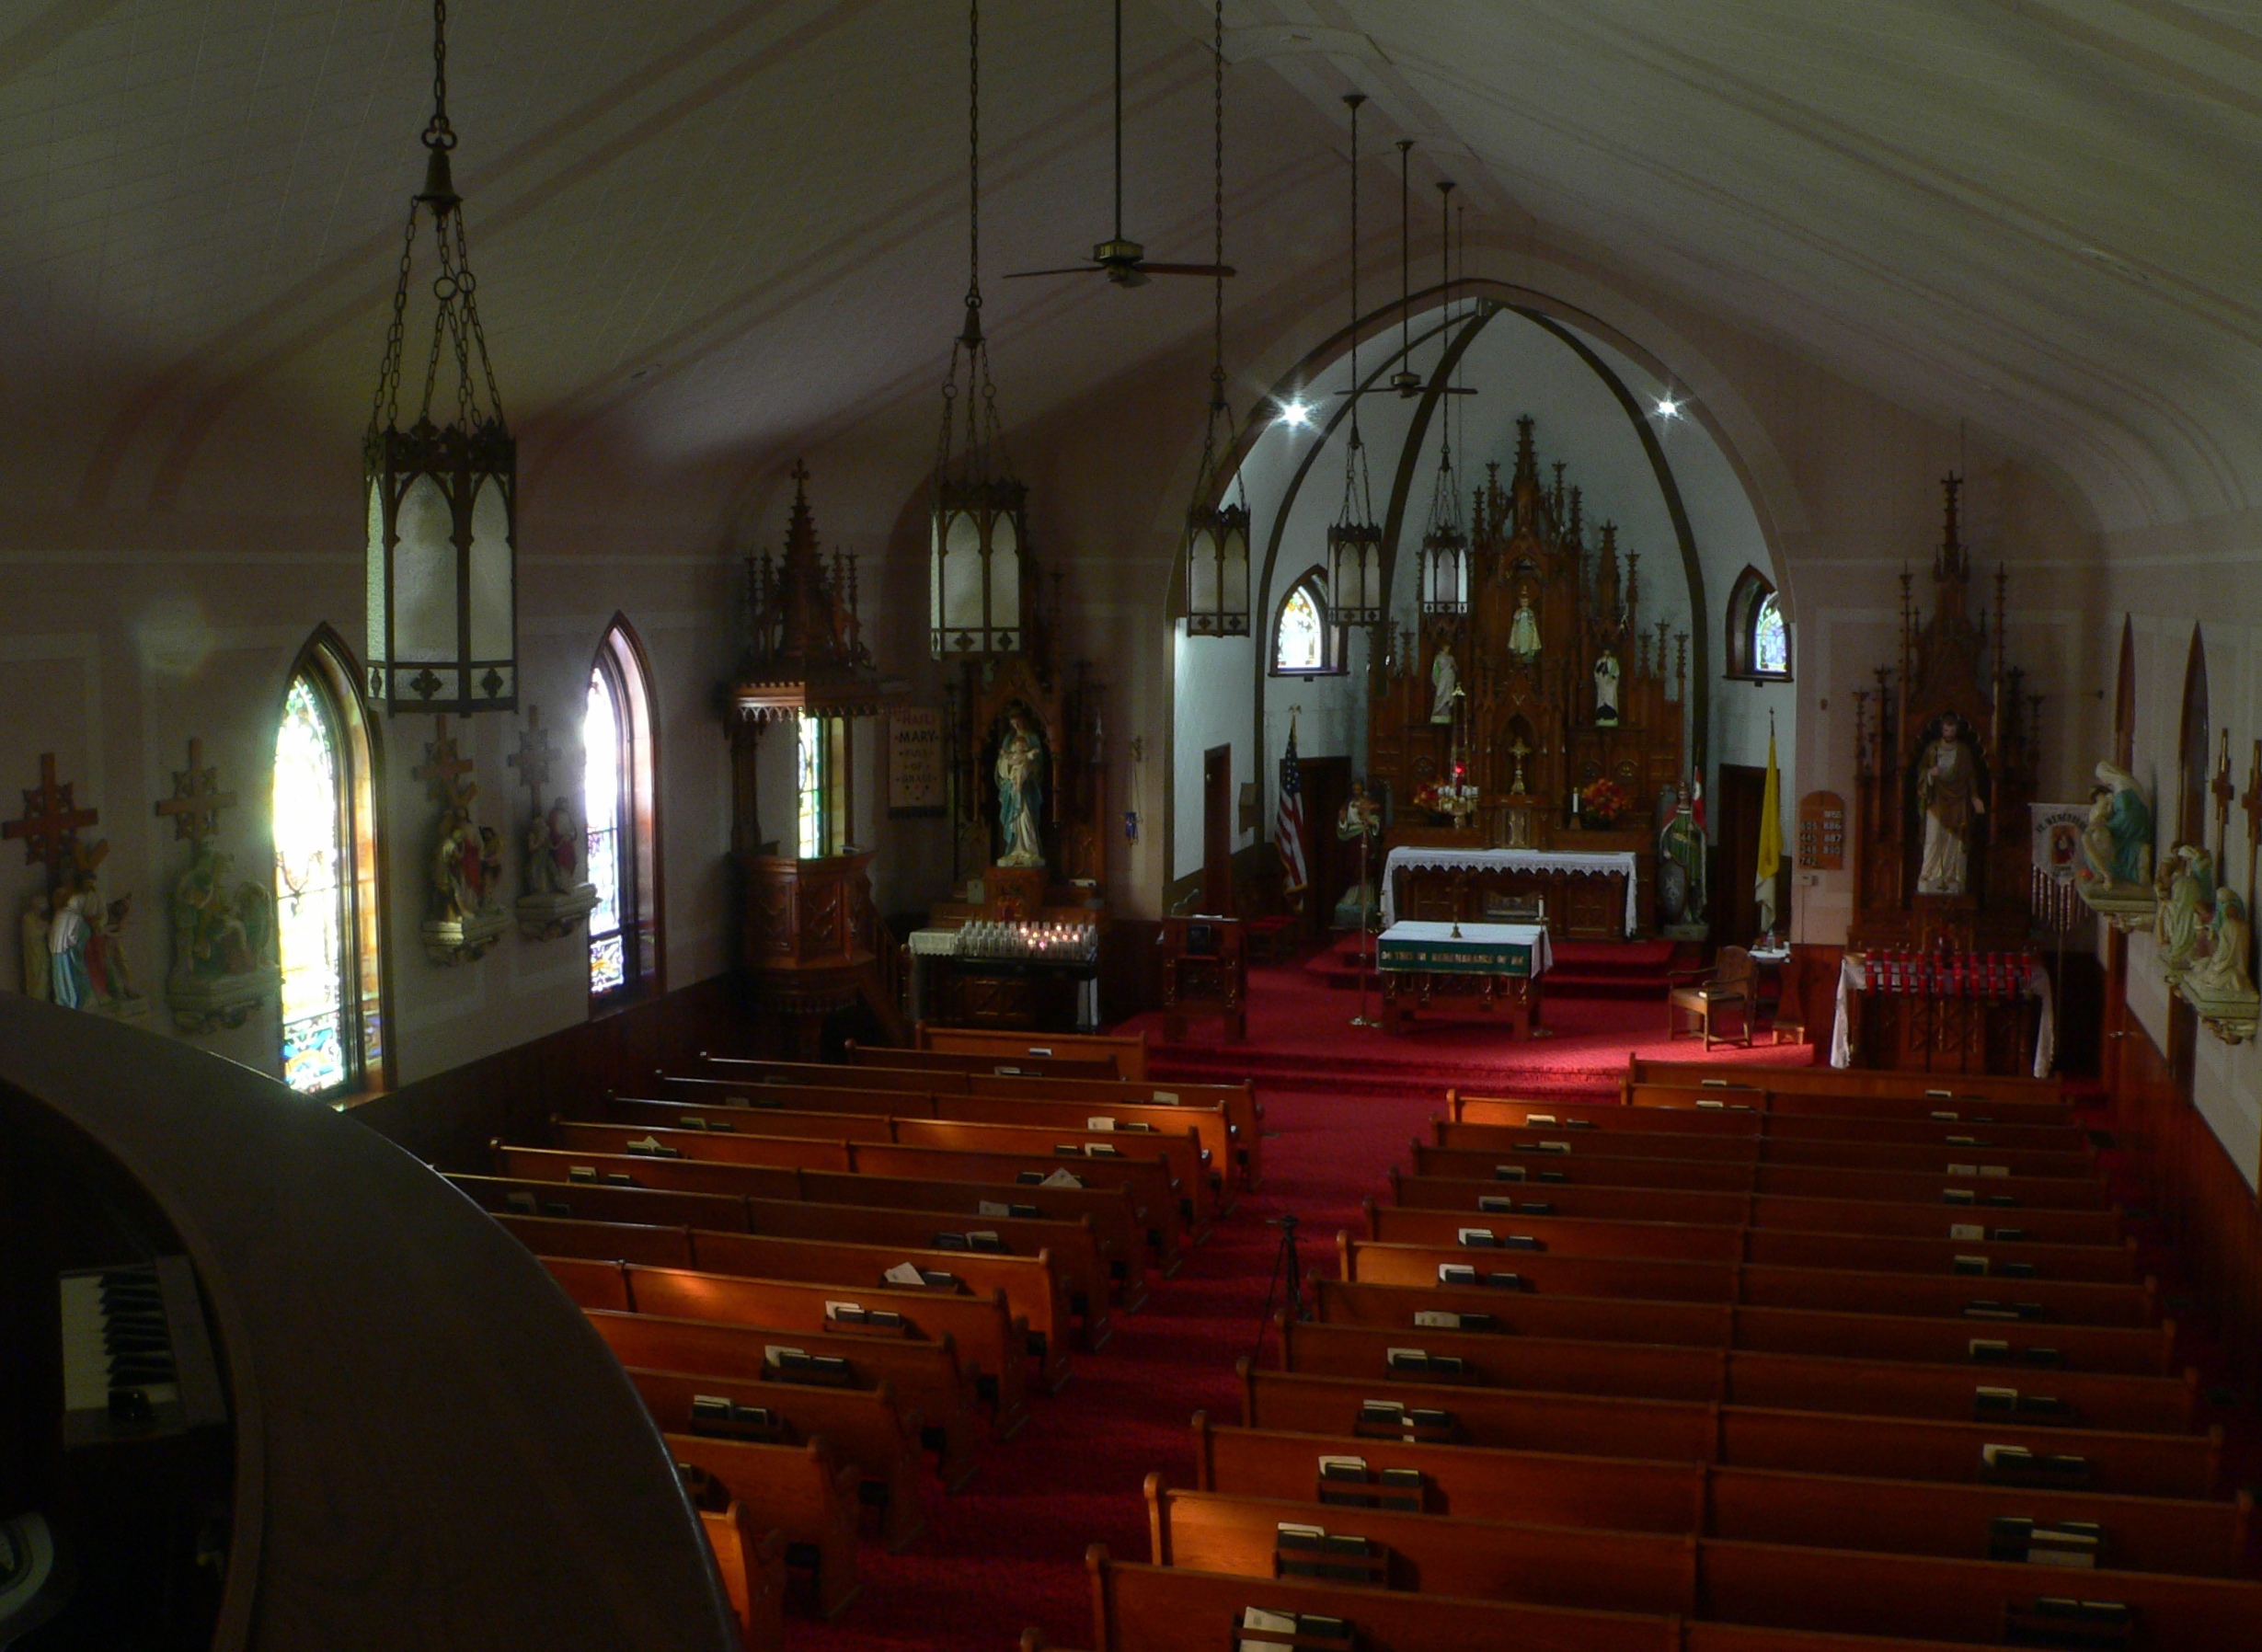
left=1829, top=954, right=2055, bottom=1079
left=1379, top=845, right=1639, bottom=932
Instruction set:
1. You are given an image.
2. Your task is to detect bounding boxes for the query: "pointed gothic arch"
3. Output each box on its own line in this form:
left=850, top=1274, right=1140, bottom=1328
left=273, top=625, right=389, bottom=1096
left=587, top=614, right=664, bottom=1006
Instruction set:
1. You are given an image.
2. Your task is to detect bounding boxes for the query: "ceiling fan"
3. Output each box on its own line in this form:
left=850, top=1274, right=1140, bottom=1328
left=1006, top=0, right=1235, bottom=288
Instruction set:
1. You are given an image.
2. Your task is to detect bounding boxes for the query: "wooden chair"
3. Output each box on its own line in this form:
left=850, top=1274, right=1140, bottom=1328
left=1667, top=946, right=1755, bottom=1049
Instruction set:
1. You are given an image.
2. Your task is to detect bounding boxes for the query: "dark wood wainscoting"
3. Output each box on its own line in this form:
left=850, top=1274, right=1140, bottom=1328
left=2104, top=937, right=2262, bottom=1386
left=350, top=975, right=761, bottom=1173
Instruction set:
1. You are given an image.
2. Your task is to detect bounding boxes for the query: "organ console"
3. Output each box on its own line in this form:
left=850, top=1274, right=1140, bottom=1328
left=0, top=994, right=740, bottom=1652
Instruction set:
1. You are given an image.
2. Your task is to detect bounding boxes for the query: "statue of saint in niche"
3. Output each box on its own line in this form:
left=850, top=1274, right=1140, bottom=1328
left=1593, top=650, right=1622, bottom=727
left=993, top=707, right=1048, bottom=868
left=1507, top=591, right=1542, bottom=663
left=1429, top=643, right=1461, bottom=725
left=1915, top=711, right=1984, bottom=896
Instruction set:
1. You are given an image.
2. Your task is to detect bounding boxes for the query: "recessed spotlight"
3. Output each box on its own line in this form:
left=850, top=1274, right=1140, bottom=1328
left=1277, top=398, right=1313, bottom=429
left=1654, top=396, right=1682, bottom=419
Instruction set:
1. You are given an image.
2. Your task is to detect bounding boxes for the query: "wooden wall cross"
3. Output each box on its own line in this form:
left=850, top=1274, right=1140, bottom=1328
left=5, top=752, right=100, bottom=883
left=415, top=715, right=477, bottom=809
left=507, top=706, right=557, bottom=813
left=2210, top=728, right=2235, bottom=866
left=154, top=739, right=237, bottom=843
left=2242, top=738, right=2262, bottom=902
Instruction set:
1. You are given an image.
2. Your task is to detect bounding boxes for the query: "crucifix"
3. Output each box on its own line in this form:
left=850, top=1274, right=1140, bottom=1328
left=1507, top=734, right=1533, bottom=797
left=2241, top=738, right=2262, bottom=906
left=507, top=706, right=558, bottom=814
left=416, top=714, right=477, bottom=809
left=6, top=752, right=102, bottom=889
left=2210, top=728, right=2235, bottom=867
left=154, top=739, right=237, bottom=843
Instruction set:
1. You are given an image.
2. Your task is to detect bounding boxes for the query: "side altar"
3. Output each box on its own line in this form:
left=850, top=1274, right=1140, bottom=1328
left=1367, top=419, right=1690, bottom=941
left=1838, top=476, right=2049, bottom=1075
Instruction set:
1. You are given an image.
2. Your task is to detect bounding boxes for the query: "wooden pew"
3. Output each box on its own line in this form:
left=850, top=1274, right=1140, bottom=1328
left=604, top=1084, right=1240, bottom=1205
left=680, top=1061, right=960, bottom=1096
left=449, top=1171, right=752, bottom=1232
left=1278, top=1318, right=2200, bottom=1433
left=488, top=1143, right=1148, bottom=1310
left=689, top=1229, right=1073, bottom=1391
left=961, top=1071, right=1263, bottom=1191
left=1234, top=1366, right=2226, bottom=1497
left=847, top=1141, right=1188, bottom=1273
left=622, top=1263, right=1030, bottom=1437
left=1431, top=1119, right=2099, bottom=1179
left=586, top=1307, right=982, bottom=1491
left=1408, top=1143, right=2116, bottom=1209
left=453, top=1172, right=1111, bottom=1346
left=1313, top=1276, right=2178, bottom=1376
left=1450, top=1091, right=2089, bottom=1152
left=534, top=1121, right=1191, bottom=1270
left=1144, top=1481, right=2262, bottom=1644
left=914, top=1024, right=1148, bottom=1079
left=1624, top=1057, right=2065, bottom=1107
left=1338, top=1233, right=2160, bottom=1328
left=1362, top=1199, right=2142, bottom=1283
left=1386, top=1167, right=2126, bottom=1246
left=1084, top=1543, right=1682, bottom=1652
left=697, top=1500, right=787, bottom=1652
left=1185, top=1417, right=2250, bottom=1576
left=559, top=1107, right=1212, bottom=1246
left=630, top=1366, right=926, bottom=1550
left=493, top=1212, right=1073, bottom=1388
left=1620, top=1080, right=2075, bottom=1130
left=666, top=1432, right=862, bottom=1619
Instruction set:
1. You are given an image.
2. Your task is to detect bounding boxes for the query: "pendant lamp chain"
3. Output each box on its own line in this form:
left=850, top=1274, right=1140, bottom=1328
left=937, top=0, right=1006, bottom=490
left=1180, top=0, right=1250, bottom=637
left=1327, top=92, right=1382, bottom=625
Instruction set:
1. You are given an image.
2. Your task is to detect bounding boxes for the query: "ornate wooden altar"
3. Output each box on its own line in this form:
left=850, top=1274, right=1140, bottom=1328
left=1842, top=476, right=2045, bottom=1073
left=1368, top=419, right=1687, bottom=940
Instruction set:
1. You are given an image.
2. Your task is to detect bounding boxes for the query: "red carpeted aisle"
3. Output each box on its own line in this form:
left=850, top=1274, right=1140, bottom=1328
left=795, top=974, right=1795, bottom=1652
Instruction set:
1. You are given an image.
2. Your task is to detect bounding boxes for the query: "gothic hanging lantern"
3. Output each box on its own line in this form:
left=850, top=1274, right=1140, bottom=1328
left=364, top=0, right=516, bottom=716
left=930, top=0, right=1030, bottom=659
left=1181, top=0, right=1249, bottom=638
left=1327, top=93, right=1384, bottom=626
left=1419, top=180, right=1467, bottom=616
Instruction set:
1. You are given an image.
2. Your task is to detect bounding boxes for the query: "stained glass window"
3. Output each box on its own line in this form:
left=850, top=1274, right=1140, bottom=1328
left=1753, top=591, right=1789, bottom=675
left=586, top=664, right=626, bottom=996
left=798, top=715, right=826, bottom=857
left=274, top=676, right=349, bottom=1095
left=1274, top=582, right=1328, bottom=673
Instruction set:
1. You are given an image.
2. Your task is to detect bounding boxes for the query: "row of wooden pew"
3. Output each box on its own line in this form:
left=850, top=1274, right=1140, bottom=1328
left=467, top=1029, right=1269, bottom=1647
left=1063, top=1059, right=2257, bottom=1652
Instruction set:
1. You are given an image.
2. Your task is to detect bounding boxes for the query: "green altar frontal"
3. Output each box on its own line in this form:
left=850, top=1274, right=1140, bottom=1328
left=1376, top=921, right=1552, bottom=977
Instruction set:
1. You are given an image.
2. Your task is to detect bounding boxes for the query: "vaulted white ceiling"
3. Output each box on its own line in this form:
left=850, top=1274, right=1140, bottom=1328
left=4, top=0, right=2255, bottom=534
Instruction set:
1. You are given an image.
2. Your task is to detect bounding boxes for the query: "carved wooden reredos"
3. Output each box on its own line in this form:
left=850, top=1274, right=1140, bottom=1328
left=1849, top=476, right=2041, bottom=951
left=1369, top=416, right=1688, bottom=847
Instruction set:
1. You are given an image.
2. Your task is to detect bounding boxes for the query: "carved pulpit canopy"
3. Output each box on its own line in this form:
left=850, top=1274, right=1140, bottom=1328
left=728, top=462, right=904, bottom=725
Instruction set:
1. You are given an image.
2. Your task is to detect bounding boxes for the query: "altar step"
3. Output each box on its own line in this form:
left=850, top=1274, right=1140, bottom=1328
left=1298, top=934, right=1694, bottom=1000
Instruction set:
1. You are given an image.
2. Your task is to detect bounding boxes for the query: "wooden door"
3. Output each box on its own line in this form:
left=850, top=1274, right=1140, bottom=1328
left=1202, top=745, right=1232, bottom=915
left=1300, top=756, right=1351, bottom=936
left=1716, top=763, right=1768, bottom=946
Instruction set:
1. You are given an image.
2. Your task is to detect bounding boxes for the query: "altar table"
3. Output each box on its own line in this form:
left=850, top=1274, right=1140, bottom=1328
left=1380, top=846, right=1640, bottom=935
left=1831, top=954, right=2055, bottom=1079
left=1376, top=921, right=1553, bottom=1036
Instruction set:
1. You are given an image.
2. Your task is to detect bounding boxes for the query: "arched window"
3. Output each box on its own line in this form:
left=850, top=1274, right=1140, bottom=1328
left=1271, top=571, right=1342, bottom=676
left=586, top=618, right=662, bottom=1005
left=273, top=632, right=385, bottom=1096
left=1727, top=566, right=1790, bottom=681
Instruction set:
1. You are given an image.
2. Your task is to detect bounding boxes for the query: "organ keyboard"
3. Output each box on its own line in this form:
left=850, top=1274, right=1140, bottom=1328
left=59, top=1256, right=227, bottom=1451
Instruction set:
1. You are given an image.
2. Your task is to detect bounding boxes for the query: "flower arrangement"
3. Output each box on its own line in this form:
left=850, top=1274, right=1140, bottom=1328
left=1412, top=771, right=1480, bottom=821
left=1579, top=776, right=1631, bottom=824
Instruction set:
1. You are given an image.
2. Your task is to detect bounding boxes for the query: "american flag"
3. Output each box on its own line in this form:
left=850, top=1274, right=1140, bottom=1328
left=1277, top=720, right=1310, bottom=912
